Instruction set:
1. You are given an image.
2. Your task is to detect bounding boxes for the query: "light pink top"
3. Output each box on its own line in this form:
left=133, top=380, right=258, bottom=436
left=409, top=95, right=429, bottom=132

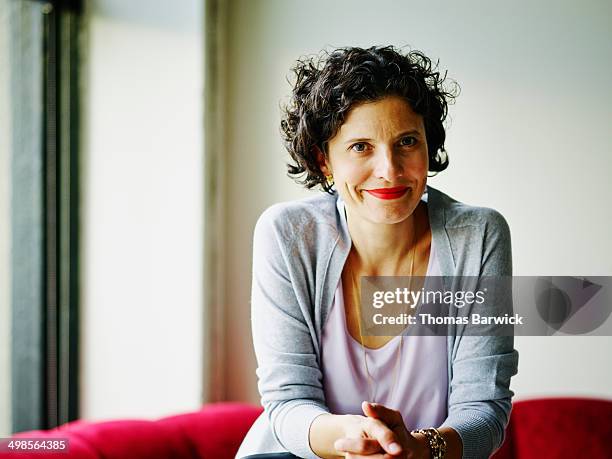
left=321, top=216, right=448, bottom=429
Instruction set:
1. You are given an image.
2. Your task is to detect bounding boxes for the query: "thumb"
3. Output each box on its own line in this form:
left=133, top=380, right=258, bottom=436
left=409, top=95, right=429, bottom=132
left=362, top=401, right=404, bottom=428
left=361, top=401, right=378, bottom=419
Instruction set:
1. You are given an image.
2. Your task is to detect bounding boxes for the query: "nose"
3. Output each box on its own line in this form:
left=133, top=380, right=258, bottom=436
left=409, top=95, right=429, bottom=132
left=372, top=146, right=403, bottom=182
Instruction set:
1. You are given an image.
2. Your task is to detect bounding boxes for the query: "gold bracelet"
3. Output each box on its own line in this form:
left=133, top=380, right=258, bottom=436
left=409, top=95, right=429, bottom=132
left=412, top=427, right=447, bottom=459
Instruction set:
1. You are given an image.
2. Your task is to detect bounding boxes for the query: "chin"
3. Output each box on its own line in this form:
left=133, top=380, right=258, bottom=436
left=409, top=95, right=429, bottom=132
left=368, top=209, right=412, bottom=225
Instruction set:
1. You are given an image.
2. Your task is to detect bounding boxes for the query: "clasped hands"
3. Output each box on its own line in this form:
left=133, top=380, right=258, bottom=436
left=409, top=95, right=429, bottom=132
left=334, top=401, right=429, bottom=459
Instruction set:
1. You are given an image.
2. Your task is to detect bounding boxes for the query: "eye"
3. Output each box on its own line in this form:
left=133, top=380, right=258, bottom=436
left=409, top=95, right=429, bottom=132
left=399, top=136, right=417, bottom=147
left=350, top=142, right=368, bottom=153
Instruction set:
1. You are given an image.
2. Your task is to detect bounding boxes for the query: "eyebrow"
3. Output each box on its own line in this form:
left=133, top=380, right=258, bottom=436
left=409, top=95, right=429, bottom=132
left=343, top=130, right=422, bottom=145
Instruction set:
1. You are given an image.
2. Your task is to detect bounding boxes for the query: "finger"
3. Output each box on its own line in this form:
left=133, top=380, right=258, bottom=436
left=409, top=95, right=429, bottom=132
left=345, top=454, right=388, bottom=459
left=334, top=437, right=383, bottom=455
left=362, top=401, right=377, bottom=418
left=362, top=402, right=404, bottom=428
left=348, top=453, right=400, bottom=459
left=362, top=417, right=403, bottom=455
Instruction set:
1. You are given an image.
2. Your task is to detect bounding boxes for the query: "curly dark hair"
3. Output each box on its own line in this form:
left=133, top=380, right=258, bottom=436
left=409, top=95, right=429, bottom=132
left=281, top=45, right=459, bottom=193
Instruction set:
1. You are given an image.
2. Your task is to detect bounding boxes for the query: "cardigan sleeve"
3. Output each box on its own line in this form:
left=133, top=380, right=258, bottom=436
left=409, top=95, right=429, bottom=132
left=440, top=209, right=519, bottom=458
left=250, top=205, right=330, bottom=459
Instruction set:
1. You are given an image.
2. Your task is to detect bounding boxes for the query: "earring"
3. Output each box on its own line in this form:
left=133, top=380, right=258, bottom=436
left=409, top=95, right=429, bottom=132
left=325, top=174, right=334, bottom=185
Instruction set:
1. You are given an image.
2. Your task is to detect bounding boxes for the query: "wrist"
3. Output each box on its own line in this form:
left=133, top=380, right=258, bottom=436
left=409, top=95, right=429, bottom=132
left=412, top=432, right=431, bottom=459
left=412, top=428, right=447, bottom=459
left=310, top=413, right=356, bottom=459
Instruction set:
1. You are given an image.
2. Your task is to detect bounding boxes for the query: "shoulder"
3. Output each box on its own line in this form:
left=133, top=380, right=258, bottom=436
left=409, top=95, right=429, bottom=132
left=254, top=192, right=340, bottom=245
left=428, top=186, right=511, bottom=237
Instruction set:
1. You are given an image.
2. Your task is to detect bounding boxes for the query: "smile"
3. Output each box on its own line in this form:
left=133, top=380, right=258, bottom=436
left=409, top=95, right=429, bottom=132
left=364, top=186, right=409, bottom=200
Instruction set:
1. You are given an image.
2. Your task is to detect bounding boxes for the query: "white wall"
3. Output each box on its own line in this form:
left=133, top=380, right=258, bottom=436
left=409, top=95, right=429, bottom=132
left=0, top=0, right=12, bottom=437
left=224, top=0, right=612, bottom=403
left=81, top=0, right=204, bottom=419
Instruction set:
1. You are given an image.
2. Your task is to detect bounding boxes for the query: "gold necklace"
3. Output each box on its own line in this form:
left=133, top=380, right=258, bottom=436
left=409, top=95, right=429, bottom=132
left=348, top=215, right=418, bottom=405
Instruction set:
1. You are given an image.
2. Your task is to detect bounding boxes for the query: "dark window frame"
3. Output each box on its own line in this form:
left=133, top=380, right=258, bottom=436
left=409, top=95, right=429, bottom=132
left=11, top=0, right=81, bottom=432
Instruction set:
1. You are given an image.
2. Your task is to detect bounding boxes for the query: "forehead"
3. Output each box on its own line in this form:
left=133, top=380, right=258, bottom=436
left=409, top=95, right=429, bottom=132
left=337, top=96, right=424, bottom=138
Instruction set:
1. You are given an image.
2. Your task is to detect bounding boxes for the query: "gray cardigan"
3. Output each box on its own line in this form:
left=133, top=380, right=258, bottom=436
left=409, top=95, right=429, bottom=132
left=236, top=185, right=519, bottom=459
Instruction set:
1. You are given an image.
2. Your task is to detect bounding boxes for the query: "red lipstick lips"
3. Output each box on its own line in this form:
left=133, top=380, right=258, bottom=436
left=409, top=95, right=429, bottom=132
left=364, top=186, right=409, bottom=200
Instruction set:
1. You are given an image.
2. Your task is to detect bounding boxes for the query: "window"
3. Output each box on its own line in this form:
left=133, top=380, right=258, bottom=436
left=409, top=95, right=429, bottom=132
left=1, top=0, right=81, bottom=433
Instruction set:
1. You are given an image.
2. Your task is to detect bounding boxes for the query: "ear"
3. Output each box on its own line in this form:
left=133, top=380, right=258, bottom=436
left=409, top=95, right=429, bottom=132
left=314, top=145, right=331, bottom=176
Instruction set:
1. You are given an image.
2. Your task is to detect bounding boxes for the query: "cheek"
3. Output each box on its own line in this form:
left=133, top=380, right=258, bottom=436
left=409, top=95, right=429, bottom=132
left=337, top=163, right=371, bottom=186
left=409, top=151, right=429, bottom=176
left=417, top=160, right=429, bottom=175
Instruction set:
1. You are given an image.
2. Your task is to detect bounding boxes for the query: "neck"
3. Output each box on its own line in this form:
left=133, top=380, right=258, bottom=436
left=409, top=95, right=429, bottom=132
left=346, top=202, right=425, bottom=276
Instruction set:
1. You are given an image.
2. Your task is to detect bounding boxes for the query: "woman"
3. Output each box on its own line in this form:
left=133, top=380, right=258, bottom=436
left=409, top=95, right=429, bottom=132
left=237, top=46, right=518, bottom=459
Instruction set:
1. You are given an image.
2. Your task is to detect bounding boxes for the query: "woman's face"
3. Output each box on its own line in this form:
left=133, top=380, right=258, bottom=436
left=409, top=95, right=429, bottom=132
left=321, top=96, right=429, bottom=226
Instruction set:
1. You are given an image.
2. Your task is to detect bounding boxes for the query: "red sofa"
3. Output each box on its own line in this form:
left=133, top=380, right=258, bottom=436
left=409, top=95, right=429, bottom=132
left=1, top=398, right=610, bottom=458
left=492, top=398, right=612, bottom=459
left=0, top=403, right=261, bottom=459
